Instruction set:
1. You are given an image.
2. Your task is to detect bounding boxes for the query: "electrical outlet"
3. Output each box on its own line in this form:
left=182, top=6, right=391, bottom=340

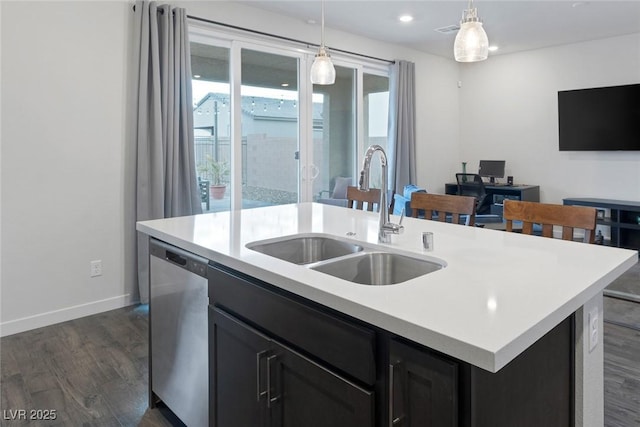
left=588, top=307, right=599, bottom=353
left=90, top=260, right=102, bottom=277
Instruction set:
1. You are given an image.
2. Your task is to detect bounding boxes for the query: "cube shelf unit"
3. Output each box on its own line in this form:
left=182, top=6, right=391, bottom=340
left=563, top=198, right=640, bottom=251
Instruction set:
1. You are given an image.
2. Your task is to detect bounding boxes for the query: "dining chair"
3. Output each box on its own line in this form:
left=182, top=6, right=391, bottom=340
left=410, top=193, right=477, bottom=226
left=503, top=199, right=597, bottom=243
left=346, top=186, right=381, bottom=212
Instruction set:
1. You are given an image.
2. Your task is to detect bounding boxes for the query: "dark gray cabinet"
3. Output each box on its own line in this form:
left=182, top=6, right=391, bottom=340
left=211, top=306, right=374, bottom=427
left=208, top=264, right=376, bottom=386
left=209, top=263, right=573, bottom=427
left=211, top=307, right=270, bottom=427
left=270, top=339, right=374, bottom=427
left=389, top=339, right=458, bottom=427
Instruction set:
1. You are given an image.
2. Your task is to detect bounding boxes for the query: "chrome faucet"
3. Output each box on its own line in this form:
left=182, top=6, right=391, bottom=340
left=359, top=145, right=404, bottom=243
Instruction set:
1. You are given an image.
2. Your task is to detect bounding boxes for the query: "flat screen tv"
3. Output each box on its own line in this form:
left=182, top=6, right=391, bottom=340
left=558, top=83, right=640, bottom=151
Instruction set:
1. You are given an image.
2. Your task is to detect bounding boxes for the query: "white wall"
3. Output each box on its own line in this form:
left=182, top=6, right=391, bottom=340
left=459, top=33, right=640, bottom=203
left=0, top=1, right=459, bottom=335
left=1, top=1, right=135, bottom=336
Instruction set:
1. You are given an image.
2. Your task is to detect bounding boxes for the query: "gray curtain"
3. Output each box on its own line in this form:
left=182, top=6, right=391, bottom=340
left=132, top=1, right=202, bottom=303
left=387, top=60, right=417, bottom=194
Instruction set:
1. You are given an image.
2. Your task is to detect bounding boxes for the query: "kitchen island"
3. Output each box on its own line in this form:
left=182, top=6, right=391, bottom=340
left=137, top=203, right=637, bottom=427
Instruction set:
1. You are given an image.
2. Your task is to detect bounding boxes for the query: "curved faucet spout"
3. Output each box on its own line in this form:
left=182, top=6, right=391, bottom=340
left=359, top=145, right=387, bottom=192
left=358, top=145, right=403, bottom=243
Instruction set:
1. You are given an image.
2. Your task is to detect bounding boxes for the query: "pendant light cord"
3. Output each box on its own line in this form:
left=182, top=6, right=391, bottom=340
left=321, top=0, right=326, bottom=48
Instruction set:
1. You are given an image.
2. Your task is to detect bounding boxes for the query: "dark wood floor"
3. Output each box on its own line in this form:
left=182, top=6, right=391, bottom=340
left=1, top=301, right=639, bottom=426
left=0, top=305, right=172, bottom=427
left=604, top=298, right=640, bottom=427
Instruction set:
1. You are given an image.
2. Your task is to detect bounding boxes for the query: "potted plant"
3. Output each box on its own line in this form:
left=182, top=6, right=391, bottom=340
left=198, top=155, right=229, bottom=200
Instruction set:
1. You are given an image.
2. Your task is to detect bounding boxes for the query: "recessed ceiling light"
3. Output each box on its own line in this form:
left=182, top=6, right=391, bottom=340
left=399, top=14, right=413, bottom=23
left=488, top=46, right=499, bottom=52
left=281, top=83, right=289, bottom=87
left=194, top=74, right=201, bottom=78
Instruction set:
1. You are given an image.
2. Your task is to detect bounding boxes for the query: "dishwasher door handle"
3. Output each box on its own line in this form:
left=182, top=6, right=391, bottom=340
left=150, top=238, right=208, bottom=278
left=166, top=250, right=188, bottom=267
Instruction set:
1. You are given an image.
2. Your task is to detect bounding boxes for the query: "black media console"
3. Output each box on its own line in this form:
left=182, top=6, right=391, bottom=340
left=563, top=198, right=640, bottom=251
left=445, top=183, right=540, bottom=216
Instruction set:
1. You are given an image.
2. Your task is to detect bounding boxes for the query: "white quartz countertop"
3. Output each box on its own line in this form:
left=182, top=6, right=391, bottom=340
left=137, top=203, right=637, bottom=372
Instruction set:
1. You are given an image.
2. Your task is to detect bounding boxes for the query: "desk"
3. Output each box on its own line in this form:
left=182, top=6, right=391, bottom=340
left=445, top=183, right=540, bottom=216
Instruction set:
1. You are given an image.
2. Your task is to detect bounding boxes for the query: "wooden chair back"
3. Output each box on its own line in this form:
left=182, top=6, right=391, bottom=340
left=503, top=200, right=597, bottom=243
left=410, top=193, right=476, bottom=226
left=347, top=186, right=381, bottom=212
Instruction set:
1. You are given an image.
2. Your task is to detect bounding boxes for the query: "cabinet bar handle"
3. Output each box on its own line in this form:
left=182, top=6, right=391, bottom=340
left=266, top=355, right=279, bottom=408
left=389, top=363, right=395, bottom=427
left=256, top=350, right=268, bottom=402
left=389, top=362, right=403, bottom=426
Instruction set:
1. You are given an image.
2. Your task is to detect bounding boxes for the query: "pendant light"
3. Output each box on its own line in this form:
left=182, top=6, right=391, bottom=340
left=310, top=0, right=336, bottom=85
left=454, top=0, right=489, bottom=62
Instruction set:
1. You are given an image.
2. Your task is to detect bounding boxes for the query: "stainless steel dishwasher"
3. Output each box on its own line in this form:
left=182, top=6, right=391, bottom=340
left=149, top=238, right=208, bottom=427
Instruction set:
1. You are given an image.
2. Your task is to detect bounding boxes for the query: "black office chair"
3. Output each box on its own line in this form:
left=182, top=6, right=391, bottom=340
left=455, top=173, right=488, bottom=214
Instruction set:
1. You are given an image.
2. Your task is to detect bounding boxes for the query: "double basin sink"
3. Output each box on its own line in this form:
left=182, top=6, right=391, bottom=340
left=246, top=234, right=444, bottom=286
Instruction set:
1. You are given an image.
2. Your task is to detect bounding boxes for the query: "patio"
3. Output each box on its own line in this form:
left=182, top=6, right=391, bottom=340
left=201, top=185, right=297, bottom=213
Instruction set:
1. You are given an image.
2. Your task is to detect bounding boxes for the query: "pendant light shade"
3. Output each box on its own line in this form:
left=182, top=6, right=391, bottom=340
left=310, top=46, right=336, bottom=85
left=310, top=1, right=335, bottom=85
left=454, top=4, right=489, bottom=62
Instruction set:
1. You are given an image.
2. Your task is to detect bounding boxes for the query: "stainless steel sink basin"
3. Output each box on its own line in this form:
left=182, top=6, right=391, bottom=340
left=247, top=235, right=363, bottom=265
left=311, top=252, right=443, bottom=286
left=247, top=234, right=444, bottom=285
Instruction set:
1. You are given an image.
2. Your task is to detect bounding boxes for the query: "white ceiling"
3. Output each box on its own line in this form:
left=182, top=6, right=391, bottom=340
left=235, top=1, right=640, bottom=59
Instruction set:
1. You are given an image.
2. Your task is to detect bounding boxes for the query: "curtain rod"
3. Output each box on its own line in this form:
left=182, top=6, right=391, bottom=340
left=187, top=15, right=395, bottom=65
left=132, top=5, right=394, bottom=64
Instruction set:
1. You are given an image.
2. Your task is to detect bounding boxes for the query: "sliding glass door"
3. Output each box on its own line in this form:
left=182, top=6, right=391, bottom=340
left=309, top=65, right=391, bottom=202
left=240, top=49, right=300, bottom=209
left=190, top=28, right=390, bottom=212
left=362, top=71, right=390, bottom=192
left=312, top=64, right=357, bottom=202
left=191, top=42, right=231, bottom=212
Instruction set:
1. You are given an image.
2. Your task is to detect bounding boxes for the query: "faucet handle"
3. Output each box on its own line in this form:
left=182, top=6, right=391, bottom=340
left=383, top=222, right=404, bottom=235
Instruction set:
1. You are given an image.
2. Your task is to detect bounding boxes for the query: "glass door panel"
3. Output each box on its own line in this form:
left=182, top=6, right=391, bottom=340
left=363, top=73, right=389, bottom=151
left=240, top=49, right=299, bottom=208
left=362, top=72, right=390, bottom=191
left=312, top=65, right=357, bottom=203
left=191, top=42, right=231, bottom=212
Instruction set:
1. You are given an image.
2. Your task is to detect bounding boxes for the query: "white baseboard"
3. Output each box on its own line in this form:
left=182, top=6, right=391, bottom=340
left=0, top=294, right=136, bottom=337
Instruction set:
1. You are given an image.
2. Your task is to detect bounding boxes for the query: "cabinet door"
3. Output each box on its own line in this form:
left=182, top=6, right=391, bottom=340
left=389, top=339, right=458, bottom=427
left=211, top=307, right=271, bottom=427
left=269, top=341, right=374, bottom=427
